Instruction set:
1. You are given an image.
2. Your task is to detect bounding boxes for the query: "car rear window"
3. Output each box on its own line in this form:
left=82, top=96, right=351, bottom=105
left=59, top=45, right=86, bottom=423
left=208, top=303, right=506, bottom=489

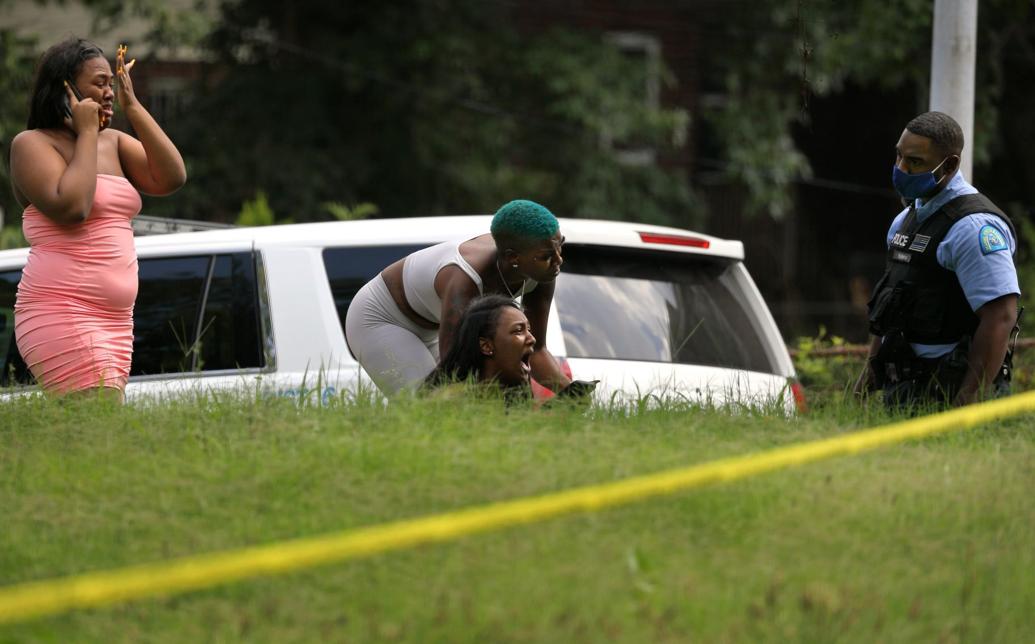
left=554, top=245, right=779, bottom=374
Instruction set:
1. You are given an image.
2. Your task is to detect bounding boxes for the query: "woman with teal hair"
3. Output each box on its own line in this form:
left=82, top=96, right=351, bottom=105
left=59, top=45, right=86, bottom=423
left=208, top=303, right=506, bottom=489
left=345, top=199, right=571, bottom=395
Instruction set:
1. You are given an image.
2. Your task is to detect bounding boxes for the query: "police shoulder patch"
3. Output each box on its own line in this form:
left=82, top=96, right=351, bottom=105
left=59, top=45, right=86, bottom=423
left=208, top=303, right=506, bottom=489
left=978, top=224, right=1009, bottom=255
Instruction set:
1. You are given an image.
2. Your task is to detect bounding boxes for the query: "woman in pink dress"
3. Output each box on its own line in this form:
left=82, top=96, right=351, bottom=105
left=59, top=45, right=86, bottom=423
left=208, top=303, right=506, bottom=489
left=9, top=38, right=186, bottom=398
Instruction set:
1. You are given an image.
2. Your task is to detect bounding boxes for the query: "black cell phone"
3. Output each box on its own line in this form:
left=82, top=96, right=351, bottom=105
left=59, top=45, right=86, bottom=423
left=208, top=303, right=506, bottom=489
left=61, top=80, right=84, bottom=118
left=557, top=379, right=600, bottom=399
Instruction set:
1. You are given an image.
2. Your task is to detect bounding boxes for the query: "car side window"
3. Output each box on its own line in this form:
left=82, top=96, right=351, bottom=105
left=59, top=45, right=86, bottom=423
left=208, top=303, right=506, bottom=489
left=132, top=256, right=211, bottom=375
left=133, top=252, right=264, bottom=376
left=322, top=245, right=426, bottom=355
left=0, top=269, right=32, bottom=387
left=198, top=253, right=264, bottom=372
left=0, top=252, right=265, bottom=386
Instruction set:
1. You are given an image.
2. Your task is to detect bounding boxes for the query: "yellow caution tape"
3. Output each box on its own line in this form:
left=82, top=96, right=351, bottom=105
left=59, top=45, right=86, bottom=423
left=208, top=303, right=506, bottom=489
left=2, top=390, right=1034, bottom=625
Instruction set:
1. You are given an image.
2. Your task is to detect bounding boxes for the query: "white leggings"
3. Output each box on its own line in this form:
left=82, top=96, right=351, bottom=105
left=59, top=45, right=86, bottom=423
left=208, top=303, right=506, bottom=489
left=344, top=274, right=440, bottom=395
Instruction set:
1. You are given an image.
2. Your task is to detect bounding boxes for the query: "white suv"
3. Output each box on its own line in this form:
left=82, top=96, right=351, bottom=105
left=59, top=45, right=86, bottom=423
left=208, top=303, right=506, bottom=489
left=0, top=216, right=802, bottom=410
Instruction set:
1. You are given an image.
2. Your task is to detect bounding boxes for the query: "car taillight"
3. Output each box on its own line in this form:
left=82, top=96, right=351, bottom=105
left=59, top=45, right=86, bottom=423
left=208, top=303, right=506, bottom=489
left=789, top=379, right=807, bottom=414
left=638, top=232, right=711, bottom=249
left=530, top=357, right=573, bottom=400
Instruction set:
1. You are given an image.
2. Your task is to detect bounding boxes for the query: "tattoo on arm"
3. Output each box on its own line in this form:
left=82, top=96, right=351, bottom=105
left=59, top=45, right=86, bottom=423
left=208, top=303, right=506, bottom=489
left=438, top=291, right=473, bottom=355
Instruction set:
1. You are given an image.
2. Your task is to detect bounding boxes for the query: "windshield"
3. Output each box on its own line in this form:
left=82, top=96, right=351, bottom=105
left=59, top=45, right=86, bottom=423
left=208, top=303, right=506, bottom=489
left=554, top=245, right=779, bottom=374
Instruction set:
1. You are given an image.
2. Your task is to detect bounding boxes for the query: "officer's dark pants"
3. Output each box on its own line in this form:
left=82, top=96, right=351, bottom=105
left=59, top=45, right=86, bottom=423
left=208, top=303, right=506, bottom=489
left=881, top=351, right=1009, bottom=412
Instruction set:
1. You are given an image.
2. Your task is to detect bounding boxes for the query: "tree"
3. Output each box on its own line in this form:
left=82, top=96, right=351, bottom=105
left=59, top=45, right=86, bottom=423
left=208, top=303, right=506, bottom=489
left=0, top=27, right=37, bottom=233
left=140, top=0, right=694, bottom=225
left=703, top=0, right=1035, bottom=219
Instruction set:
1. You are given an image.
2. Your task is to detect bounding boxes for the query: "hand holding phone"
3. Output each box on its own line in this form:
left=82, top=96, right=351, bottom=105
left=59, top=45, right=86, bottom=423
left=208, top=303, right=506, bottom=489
left=557, top=379, right=600, bottom=399
left=62, top=80, right=100, bottom=134
left=61, top=79, right=83, bottom=119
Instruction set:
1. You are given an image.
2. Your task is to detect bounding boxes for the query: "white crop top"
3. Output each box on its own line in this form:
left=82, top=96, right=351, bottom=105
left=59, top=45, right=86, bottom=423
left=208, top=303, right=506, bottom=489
left=401, top=238, right=536, bottom=324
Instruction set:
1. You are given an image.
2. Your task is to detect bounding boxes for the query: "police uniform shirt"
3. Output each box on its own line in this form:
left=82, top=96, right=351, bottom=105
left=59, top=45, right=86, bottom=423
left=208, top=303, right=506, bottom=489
left=884, top=172, right=1020, bottom=358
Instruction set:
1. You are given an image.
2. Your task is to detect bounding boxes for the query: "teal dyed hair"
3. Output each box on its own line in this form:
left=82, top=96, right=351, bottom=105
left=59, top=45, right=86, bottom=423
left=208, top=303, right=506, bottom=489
left=490, top=200, right=559, bottom=244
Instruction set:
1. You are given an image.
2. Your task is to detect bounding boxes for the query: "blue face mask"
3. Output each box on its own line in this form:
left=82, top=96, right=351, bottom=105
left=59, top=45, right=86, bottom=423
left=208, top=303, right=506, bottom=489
left=891, top=157, right=949, bottom=201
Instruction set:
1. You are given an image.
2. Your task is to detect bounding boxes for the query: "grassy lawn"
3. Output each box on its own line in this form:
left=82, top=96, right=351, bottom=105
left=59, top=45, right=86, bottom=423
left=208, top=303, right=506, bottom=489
left=1, top=382, right=1034, bottom=642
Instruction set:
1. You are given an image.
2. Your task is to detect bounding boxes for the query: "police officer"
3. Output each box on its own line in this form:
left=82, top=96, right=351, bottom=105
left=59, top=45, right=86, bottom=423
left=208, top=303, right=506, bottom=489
left=855, top=111, right=1020, bottom=408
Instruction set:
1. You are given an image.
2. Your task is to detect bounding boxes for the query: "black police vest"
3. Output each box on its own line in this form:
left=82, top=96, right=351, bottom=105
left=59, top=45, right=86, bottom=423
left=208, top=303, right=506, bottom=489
left=867, top=193, right=1015, bottom=344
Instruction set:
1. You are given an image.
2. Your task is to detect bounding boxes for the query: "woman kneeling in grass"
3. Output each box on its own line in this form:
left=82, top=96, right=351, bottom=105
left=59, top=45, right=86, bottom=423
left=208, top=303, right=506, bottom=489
left=425, top=295, right=597, bottom=404
left=424, top=295, right=534, bottom=398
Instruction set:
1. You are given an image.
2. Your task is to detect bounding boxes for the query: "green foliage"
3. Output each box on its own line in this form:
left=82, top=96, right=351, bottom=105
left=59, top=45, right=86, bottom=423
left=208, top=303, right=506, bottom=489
left=78, top=0, right=214, bottom=54
left=323, top=201, right=378, bottom=221
left=142, top=2, right=696, bottom=226
left=704, top=0, right=930, bottom=219
left=708, top=89, right=812, bottom=219
left=0, top=29, right=38, bottom=229
left=1011, top=207, right=1035, bottom=316
left=791, top=325, right=857, bottom=389
left=0, top=225, right=26, bottom=250
left=234, top=191, right=279, bottom=227
left=1013, top=341, right=1035, bottom=393
left=706, top=0, right=1035, bottom=218
left=1010, top=209, right=1035, bottom=391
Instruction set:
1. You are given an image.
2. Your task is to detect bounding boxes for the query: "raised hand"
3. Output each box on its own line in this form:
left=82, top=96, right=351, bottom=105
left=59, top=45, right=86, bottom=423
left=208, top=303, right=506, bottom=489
left=114, top=44, right=138, bottom=116
left=106, top=43, right=186, bottom=195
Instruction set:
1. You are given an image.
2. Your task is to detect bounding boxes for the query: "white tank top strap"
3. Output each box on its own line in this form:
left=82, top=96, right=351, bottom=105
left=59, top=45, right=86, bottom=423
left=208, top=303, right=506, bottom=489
left=522, top=278, right=538, bottom=296
left=450, top=247, right=484, bottom=291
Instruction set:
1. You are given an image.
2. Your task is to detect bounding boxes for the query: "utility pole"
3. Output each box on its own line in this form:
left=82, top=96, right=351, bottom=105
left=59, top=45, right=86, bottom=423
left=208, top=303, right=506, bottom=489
left=930, top=0, right=978, bottom=179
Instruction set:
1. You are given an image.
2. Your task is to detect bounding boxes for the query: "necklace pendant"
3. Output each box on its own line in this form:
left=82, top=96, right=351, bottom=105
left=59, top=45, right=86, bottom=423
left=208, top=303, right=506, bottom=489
left=495, top=259, right=521, bottom=300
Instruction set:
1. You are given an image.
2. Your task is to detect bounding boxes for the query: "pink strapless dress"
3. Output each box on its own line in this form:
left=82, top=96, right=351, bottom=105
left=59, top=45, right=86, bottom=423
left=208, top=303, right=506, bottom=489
left=15, top=174, right=141, bottom=393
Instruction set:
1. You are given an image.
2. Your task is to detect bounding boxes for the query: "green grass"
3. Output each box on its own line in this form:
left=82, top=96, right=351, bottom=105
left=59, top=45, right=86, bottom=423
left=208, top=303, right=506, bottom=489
left=1, top=389, right=1034, bottom=642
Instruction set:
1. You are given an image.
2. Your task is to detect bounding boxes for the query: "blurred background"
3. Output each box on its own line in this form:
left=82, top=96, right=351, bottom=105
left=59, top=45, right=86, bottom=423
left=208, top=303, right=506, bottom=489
left=1, top=0, right=1033, bottom=343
